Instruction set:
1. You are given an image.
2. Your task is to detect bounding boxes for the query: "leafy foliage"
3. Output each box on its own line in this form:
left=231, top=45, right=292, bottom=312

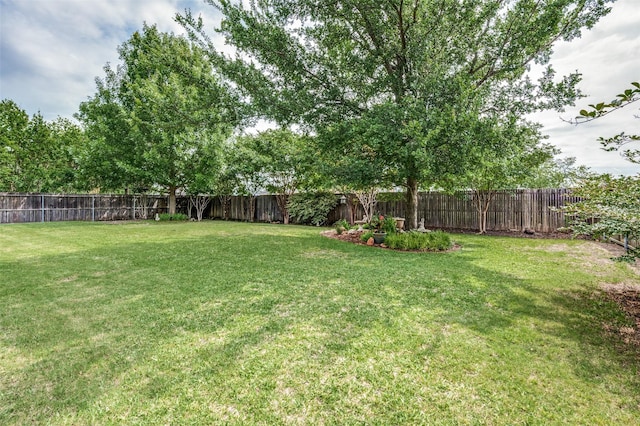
left=1, top=99, right=83, bottom=192
left=234, top=129, right=318, bottom=224
left=77, top=24, right=238, bottom=212
left=562, top=174, right=640, bottom=260
left=287, top=191, right=337, bottom=226
left=384, top=231, right=452, bottom=251
left=371, top=215, right=397, bottom=234
left=523, top=156, right=594, bottom=189
left=360, top=230, right=374, bottom=243
left=334, top=218, right=351, bottom=234
left=441, top=116, right=555, bottom=233
left=572, top=82, right=640, bottom=163
left=180, top=0, right=611, bottom=229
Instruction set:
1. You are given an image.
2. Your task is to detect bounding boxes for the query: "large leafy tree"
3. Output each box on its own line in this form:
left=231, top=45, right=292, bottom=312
left=0, top=99, right=28, bottom=191
left=180, top=0, right=611, bottom=228
left=78, top=24, right=238, bottom=213
left=1, top=99, right=83, bottom=192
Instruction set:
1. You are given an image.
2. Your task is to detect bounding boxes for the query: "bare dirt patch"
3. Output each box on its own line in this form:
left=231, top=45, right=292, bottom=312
left=597, top=243, right=640, bottom=347
left=602, top=283, right=640, bottom=347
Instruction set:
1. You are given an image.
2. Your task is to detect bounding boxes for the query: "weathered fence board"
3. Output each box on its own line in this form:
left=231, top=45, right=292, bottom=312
left=204, top=189, right=577, bottom=234
left=2, top=189, right=629, bottom=239
left=0, top=193, right=167, bottom=224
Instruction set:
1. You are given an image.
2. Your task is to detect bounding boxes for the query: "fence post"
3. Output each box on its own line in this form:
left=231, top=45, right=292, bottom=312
left=132, top=196, right=136, bottom=220
left=92, top=195, right=95, bottom=222
left=41, top=194, right=45, bottom=223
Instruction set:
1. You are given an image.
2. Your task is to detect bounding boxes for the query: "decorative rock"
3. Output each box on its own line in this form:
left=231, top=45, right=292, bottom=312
left=380, top=244, right=387, bottom=248
left=366, top=237, right=374, bottom=246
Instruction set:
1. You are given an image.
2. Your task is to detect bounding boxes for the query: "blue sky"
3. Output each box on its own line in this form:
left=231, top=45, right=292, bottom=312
left=1, top=0, right=638, bottom=175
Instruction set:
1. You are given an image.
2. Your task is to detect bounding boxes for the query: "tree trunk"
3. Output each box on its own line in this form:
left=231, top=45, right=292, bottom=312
left=168, top=185, right=177, bottom=215
left=247, top=195, right=256, bottom=222
left=275, top=194, right=289, bottom=224
left=406, top=177, right=419, bottom=230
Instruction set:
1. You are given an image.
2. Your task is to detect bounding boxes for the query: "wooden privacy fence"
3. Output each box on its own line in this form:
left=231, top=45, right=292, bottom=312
left=0, top=193, right=167, bottom=224
left=207, top=189, right=579, bottom=234
left=0, top=189, right=604, bottom=236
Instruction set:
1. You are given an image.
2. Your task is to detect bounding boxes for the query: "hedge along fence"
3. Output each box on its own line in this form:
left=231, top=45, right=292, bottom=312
left=0, top=193, right=168, bottom=224
left=0, top=189, right=593, bottom=235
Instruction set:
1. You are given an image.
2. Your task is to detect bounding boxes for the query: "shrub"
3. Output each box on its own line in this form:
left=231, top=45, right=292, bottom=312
left=381, top=216, right=397, bottom=234
left=288, top=192, right=337, bottom=226
left=158, top=213, right=189, bottom=221
left=335, top=219, right=350, bottom=235
left=360, top=231, right=374, bottom=242
left=384, top=231, right=452, bottom=251
left=370, top=215, right=396, bottom=234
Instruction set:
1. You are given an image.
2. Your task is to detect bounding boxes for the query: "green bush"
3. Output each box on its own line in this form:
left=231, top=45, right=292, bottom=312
left=288, top=192, right=338, bottom=226
left=370, top=215, right=396, bottom=234
left=158, top=213, right=189, bottom=221
left=381, top=216, right=397, bottom=234
left=360, top=230, right=374, bottom=242
left=334, top=219, right=350, bottom=234
left=384, top=231, right=452, bottom=251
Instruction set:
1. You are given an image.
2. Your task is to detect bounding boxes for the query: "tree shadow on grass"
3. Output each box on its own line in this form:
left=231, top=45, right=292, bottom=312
left=1, top=228, right=639, bottom=422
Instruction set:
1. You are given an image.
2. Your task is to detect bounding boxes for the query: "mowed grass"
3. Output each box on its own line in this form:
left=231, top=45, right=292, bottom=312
left=1, top=221, right=639, bottom=425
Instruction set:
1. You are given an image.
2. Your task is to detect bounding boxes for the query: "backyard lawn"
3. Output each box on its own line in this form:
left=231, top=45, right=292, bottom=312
left=1, top=221, right=639, bottom=424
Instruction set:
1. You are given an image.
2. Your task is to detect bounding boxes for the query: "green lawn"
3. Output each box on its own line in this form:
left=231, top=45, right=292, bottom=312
left=1, top=221, right=639, bottom=424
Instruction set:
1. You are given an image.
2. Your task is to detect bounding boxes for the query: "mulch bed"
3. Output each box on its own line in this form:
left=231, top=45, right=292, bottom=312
left=320, top=229, right=461, bottom=252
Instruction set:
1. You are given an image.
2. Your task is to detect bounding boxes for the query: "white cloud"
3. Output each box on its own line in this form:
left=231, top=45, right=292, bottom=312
left=0, top=0, right=221, bottom=119
left=528, top=0, right=640, bottom=175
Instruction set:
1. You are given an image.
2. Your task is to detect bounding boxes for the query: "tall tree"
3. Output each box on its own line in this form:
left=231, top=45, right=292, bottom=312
left=1, top=100, right=83, bottom=192
left=78, top=24, right=238, bottom=212
left=180, top=0, right=611, bottom=228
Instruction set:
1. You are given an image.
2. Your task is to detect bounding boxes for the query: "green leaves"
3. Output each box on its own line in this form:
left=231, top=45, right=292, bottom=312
left=0, top=100, right=84, bottom=192
left=78, top=24, right=238, bottom=201
left=572, top=82, right=640, bottom=164
left=575, top=82, right=640, bottom=122
left=563, top=174, right=640, bottom=259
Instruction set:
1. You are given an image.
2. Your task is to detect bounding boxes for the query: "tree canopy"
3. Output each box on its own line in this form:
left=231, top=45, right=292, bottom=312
left=1, top=99, right=83, bottom=192
left=233, top=129, right=317, bottom=223
left=180, top=0, right=612, bottom=228
left=77, top=24, right=239, bottom=213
